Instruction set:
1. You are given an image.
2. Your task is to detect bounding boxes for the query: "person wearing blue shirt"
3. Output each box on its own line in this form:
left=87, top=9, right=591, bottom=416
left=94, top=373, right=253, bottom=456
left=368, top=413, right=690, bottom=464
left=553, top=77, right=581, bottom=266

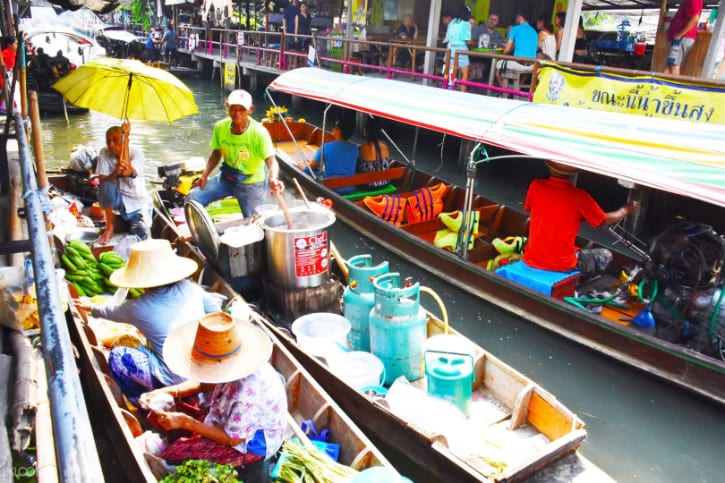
left=495, top=11, right=538, bottom=87
left=282, top=0, right=300, bottom=48
left=296, top=120, right=358, bottom=194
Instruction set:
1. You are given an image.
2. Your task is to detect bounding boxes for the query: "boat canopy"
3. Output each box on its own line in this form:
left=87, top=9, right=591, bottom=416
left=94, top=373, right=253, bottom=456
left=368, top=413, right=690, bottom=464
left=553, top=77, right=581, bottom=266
left=268, top=68, right=725, bottom=208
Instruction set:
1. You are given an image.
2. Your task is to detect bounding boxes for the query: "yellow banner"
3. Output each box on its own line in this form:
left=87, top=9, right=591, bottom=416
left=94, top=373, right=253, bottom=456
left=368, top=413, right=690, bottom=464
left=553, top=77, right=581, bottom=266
left=224, top=62, right=236, bottom=89
left=533, top=63, right=725, bottom=125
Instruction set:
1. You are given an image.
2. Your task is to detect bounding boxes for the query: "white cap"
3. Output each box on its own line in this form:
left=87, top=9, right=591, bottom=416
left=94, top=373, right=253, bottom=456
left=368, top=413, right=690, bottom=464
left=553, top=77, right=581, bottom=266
left=226, top=90, right=253, bottom=110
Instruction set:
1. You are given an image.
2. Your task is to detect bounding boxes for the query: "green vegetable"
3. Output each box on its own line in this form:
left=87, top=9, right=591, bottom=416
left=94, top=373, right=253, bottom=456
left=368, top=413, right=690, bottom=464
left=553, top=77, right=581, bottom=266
left=160, top=459, right=239, bottom=483
left=277, top=439, right=359, bottom=483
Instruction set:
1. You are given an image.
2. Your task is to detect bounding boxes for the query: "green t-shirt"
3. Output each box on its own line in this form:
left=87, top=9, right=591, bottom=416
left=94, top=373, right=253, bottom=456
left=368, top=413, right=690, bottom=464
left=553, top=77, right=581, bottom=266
left=211, top=118, right=275, bottom=184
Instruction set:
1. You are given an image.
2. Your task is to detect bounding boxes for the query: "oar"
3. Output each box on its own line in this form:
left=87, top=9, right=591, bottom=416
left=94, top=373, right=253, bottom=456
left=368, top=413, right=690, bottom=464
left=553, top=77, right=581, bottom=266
left=275, top=192, right=295, bottom=229
left=329, top=241, right=349, bottom=284
left=292, top=177, right=311, bottom=209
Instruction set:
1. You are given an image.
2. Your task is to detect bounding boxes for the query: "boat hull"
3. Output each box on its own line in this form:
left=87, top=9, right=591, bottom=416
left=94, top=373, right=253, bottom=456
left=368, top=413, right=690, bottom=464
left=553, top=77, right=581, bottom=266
left=269, top=121, right=725, bottom=407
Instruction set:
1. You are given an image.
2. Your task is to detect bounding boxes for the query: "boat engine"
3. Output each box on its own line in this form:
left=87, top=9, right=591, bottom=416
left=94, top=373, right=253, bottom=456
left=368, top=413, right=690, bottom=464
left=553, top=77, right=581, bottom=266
left=156, top=161, right=203, bottom=208
left=645, top=221, right=725, bottom=359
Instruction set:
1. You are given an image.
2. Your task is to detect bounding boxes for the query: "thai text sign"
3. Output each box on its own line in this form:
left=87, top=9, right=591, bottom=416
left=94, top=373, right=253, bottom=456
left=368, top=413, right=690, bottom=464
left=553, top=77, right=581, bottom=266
left=534, top=63, right=725, bottom=125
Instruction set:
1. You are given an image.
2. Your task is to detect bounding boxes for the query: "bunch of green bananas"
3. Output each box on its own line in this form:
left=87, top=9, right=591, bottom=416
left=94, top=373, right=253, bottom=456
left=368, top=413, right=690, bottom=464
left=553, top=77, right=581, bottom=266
left=62, top=241, right=136, bottom=297
left=98, top=251, right=144, bottom=299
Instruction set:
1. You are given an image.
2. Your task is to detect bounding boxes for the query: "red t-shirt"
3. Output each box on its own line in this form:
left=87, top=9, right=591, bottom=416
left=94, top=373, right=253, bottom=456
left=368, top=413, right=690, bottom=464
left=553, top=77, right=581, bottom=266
left=668, top=0, right=703, bottom=40
left=0, top=48, right=16, bottom=89
left=523, top=176, right=606, bottom=271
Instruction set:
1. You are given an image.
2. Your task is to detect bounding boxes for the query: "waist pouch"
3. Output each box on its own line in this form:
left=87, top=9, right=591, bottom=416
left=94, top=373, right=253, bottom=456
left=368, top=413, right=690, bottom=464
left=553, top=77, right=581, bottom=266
left=220, top=163, right=250, bottom=185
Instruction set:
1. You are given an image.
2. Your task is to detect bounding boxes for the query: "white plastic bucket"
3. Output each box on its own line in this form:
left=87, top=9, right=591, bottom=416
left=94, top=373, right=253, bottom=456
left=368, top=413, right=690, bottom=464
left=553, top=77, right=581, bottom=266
left=332, top=351, right=384, bottom=390
left=291, top=313, right=351, bottom=361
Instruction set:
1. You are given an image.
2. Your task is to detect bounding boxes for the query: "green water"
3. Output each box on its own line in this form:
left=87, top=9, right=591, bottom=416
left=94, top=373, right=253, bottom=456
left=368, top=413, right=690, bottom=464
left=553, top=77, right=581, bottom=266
left=39, top=74, right=725, bottom=483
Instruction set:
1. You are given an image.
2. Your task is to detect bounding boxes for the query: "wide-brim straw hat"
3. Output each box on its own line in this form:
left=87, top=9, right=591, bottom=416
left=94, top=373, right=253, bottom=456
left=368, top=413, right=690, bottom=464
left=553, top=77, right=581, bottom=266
left=109, top=238, right=198, bottom=288
left=163, top=312, right=272, bottom=384
left=545, top=160, right=578, bottom=177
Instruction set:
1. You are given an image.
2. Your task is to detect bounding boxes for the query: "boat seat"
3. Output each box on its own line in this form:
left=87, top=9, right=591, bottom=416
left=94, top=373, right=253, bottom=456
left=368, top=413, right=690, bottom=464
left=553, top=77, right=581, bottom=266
left=496, top=261, right=580, bottom=299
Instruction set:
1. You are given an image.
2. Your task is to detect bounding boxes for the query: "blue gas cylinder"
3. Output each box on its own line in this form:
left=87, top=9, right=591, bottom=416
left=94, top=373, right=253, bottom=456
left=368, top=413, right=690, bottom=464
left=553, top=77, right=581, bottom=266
left=343, top=255, right=389, bottom=351
left=425, top=349, right=474, bottom=417
left=369, top=273, right=427, bottom=384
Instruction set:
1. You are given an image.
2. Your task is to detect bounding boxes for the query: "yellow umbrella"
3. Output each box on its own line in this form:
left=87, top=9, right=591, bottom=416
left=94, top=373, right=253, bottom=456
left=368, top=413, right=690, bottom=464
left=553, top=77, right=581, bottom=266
left=52, top=57, right=198, bottom=123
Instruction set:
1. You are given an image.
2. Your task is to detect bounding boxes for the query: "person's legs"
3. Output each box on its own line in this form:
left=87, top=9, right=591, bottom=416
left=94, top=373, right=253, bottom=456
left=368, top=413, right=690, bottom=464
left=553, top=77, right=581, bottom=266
left=123, top=209, right=151, bottom=240
left=234, top=182, right=267, bottom=217
left=98, top=181, right=124, bottom=244
left=186, top=174, right=235, bottom=207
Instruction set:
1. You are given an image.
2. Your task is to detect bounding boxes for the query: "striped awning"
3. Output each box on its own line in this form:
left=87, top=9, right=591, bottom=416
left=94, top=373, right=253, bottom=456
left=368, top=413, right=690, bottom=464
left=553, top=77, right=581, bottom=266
left=268, top=68, right=725, bottom=208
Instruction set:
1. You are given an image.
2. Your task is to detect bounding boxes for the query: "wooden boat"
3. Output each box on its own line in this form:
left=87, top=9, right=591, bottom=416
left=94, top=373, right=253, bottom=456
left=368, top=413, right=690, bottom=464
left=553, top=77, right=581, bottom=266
left=62, top=239, right=395, bottom=481
left=263, top=67, right=725, bottom=406
left=261, top=295, right=592, bottom=483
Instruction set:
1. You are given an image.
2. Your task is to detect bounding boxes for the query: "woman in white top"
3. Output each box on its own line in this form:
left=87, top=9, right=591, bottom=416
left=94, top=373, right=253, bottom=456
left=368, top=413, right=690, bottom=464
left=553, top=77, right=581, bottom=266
left=536, top=16, right=556, bottom=60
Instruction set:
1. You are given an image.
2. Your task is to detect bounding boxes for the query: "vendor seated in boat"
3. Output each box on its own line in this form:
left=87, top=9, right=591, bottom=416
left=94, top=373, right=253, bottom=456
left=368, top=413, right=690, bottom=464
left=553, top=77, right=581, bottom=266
left=94, top=121, right=152, bottom=245
left=138, top=312, right=286, bottom=473
left=296, top=118, right=358, bottom=194
left=357, top=117, right=392, bottom=189
left=79, top=239, right=222, bottom=407
left=522, top=160, right=638, bottom=279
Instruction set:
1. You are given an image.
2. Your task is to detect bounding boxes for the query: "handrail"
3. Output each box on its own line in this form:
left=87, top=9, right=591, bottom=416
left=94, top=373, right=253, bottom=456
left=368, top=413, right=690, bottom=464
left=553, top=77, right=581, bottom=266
left=15, top=112, right=104, bottom=481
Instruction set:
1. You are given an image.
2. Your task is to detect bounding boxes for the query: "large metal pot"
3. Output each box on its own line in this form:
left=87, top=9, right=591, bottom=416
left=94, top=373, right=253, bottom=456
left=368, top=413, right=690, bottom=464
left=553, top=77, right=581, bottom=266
left=260, top=206, right=335, bottom=289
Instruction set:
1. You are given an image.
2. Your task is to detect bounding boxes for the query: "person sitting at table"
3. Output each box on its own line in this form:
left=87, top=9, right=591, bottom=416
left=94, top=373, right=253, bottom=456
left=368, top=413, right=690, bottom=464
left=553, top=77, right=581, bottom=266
left=357, top=117, right=392, bottom=189
left=138, top=311, right=286, bottom=474
left=494, top=11, right=538, bottom=88
left=472, top=12, right=504, bottom=48
left=296, top=119, right=358, bottom=194
left=536, top=15, right=556, bottom=60
left=395, top=14, right=418, bottom=68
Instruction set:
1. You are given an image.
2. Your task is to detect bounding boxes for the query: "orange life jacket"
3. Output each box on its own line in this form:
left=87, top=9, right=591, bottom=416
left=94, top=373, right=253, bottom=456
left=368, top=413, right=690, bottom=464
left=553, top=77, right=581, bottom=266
left=405, top=183, right=449, bottom=224
left=363, top=193, right=407, bottom=226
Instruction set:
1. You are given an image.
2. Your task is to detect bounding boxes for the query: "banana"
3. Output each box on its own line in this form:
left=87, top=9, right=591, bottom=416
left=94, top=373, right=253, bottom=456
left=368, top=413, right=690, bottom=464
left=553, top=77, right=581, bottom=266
left=98, top=263, right=116, bottom=276
left=69, top=240, right=93, bottom=255
left=72, top=282, right=86, bottom=297
left=70, top=254, right=87, bottom=270
left=64, top=245, right=80, bottom=258
left=61, top=254, right=78, bottom=272
left=65, top=272, right=87, bottom=282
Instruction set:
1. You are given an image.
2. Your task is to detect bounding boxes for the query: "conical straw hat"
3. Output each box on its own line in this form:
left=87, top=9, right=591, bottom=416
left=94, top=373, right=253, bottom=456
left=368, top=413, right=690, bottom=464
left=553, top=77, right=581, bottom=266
left=163, top=312, right=273, bottom=383
left=109, top=239, right=198, bottom=288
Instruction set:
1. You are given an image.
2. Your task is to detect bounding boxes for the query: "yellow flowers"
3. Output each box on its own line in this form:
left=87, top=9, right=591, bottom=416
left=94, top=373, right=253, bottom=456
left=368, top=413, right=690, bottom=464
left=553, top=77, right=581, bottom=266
left=265, top=105, right=288, bottom=121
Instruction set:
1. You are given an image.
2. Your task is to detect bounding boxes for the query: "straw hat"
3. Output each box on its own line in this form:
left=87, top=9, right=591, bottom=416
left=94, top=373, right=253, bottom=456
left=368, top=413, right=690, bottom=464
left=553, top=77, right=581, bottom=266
left=163, top=312, right=272, bottom=383
left=545, top=160, right=578, bottom=177
left=109, top=239, right=198, bottom=288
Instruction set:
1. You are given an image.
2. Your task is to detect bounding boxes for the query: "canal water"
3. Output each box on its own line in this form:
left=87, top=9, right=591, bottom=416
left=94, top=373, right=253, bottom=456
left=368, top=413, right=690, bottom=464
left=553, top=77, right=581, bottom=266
left=39, top=76, right=724, bottom=482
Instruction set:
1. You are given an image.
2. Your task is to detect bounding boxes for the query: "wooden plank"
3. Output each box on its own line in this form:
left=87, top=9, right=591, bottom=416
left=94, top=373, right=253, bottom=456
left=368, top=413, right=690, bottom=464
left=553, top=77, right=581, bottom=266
left=527, top=391, right=578, bottom=441
left=324, top=166, right=407, bottom=189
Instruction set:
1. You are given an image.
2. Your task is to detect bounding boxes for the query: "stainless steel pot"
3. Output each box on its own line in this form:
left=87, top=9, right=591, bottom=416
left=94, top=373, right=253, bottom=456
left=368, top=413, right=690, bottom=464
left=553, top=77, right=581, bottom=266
left=260, top=207, right=336, bottom=289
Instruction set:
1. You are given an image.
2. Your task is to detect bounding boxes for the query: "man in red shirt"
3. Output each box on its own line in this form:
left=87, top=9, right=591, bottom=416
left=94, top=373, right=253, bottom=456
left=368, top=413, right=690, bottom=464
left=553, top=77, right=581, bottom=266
left=523, top=161, right=637, bottom=277
left=664, top=0, right=703, bottom=75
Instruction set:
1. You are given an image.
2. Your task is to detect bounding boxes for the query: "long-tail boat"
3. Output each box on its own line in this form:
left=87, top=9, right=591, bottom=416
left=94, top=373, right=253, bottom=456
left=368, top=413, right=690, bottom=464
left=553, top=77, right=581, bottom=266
left=263, top=67, right=725, bottom=405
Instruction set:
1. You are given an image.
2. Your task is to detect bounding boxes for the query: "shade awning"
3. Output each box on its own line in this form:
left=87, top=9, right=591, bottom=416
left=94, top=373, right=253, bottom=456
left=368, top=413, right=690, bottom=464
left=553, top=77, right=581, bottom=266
left=268, top=68, right=725, bottom=208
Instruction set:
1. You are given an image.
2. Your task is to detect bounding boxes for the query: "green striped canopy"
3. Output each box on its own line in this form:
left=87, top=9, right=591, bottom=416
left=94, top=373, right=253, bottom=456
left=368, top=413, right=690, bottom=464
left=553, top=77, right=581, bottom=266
left=268, top=68, right=725, bottom=208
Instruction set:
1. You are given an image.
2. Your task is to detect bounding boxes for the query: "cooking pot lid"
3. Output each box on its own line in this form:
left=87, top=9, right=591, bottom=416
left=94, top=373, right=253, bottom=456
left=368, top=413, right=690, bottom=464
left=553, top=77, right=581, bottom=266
left=184, top=200, right=220, bottom=263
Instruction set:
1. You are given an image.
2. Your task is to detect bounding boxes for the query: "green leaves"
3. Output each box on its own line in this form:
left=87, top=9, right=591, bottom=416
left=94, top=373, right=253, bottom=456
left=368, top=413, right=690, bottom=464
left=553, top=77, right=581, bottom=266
left=160, top=459, right=240, bottom=483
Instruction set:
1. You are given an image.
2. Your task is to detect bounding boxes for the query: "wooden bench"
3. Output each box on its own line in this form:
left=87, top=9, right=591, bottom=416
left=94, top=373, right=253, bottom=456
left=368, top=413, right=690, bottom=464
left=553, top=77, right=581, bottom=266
left=323, top=166, right=407, bottom=190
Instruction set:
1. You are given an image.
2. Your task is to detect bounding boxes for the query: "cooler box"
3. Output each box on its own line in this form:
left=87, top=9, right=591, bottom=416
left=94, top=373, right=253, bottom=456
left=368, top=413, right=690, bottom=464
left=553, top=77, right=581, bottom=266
left=496, top=261, right=580, bottom=299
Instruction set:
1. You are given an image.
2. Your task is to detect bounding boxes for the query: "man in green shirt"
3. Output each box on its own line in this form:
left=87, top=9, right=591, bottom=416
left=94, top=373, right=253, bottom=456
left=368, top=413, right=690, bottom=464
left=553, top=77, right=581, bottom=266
left=187, top=90, right=284, bottom=216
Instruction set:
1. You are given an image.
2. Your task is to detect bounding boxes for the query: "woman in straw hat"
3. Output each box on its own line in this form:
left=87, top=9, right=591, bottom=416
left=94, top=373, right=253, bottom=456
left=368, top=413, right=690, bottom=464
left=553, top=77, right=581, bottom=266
left=84, top=239, right=222, bottom=406
left=521, top=160, right=638, bottom=277
left=138, top=311, right=286, bottom=469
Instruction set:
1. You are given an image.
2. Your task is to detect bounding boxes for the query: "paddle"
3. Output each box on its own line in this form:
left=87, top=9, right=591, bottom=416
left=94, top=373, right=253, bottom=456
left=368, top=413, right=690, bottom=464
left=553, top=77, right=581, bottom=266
left=274, top=192, right=295, bottom=229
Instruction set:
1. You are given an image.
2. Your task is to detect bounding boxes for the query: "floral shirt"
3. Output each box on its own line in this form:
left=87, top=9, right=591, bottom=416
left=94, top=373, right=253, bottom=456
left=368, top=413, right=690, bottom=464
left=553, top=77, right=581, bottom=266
left=204, top=363, right=286, bottom=458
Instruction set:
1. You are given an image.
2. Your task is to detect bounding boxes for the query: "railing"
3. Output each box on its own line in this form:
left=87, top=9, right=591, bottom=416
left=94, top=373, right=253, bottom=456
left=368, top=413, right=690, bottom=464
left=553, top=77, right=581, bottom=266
left=14, top=111, right=105, bottom=481
left=174, top=26, right=535, bottom=100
